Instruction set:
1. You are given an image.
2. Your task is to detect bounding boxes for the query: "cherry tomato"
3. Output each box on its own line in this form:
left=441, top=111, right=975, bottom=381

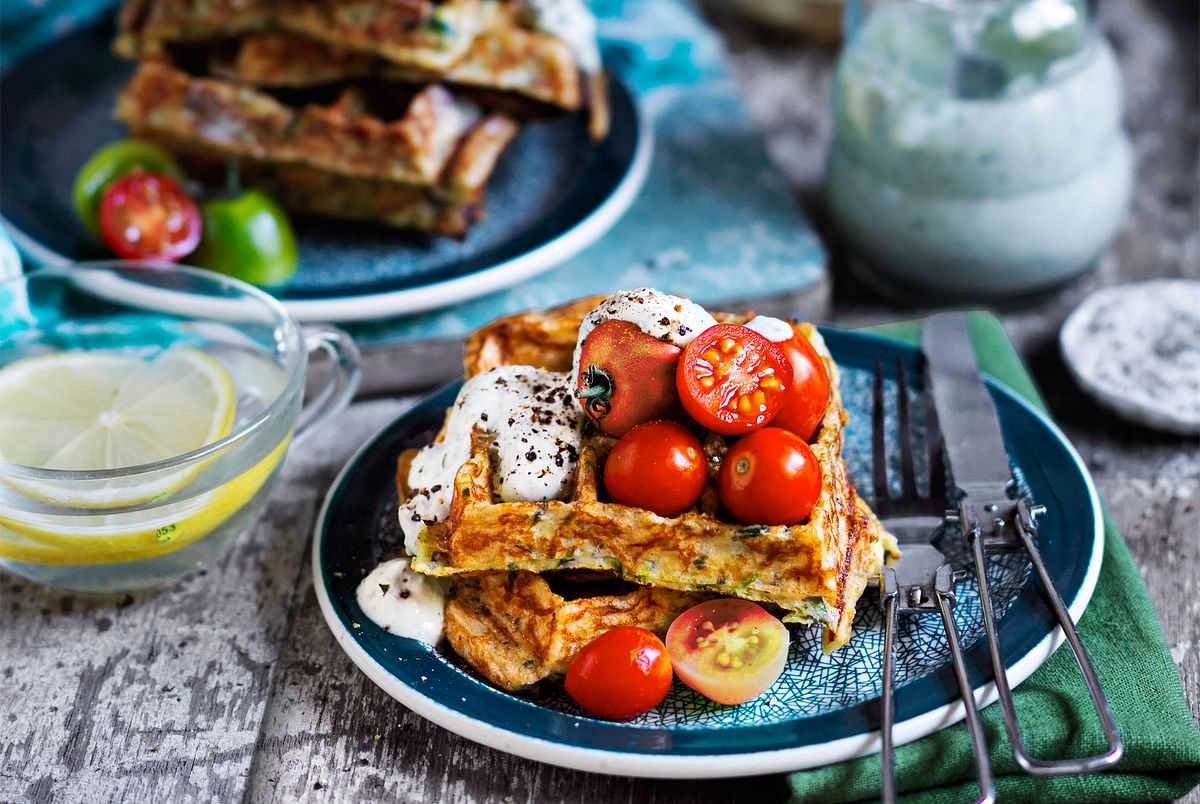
left=676, top=324, right=792, bottom=435
left=577, top=319, right=682, bottom=437
left=72, top=140, right=183, bottom=240
left=565, top=626, right=673, bottom=720
left=718, top=427, right=822, bottom=526
left=604, top=420, right=707, bottom=517
left=666, top=599, right=789, bottom=705
left=771, top=325, right=831, bottom=442
left=98, top=173, right=201, bottom=261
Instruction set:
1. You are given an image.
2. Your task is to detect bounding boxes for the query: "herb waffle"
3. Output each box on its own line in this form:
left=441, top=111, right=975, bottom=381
left=405, top=298, right=894, bottom=651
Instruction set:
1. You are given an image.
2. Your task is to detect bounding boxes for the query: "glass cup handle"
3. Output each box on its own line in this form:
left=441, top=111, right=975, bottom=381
left=295, top=325, right=362, bottom=442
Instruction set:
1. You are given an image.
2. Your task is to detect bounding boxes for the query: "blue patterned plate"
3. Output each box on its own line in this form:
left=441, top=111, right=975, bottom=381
left=313, top=330, right=1103, bottom=777
left=0, top=20, right=648, bottom=323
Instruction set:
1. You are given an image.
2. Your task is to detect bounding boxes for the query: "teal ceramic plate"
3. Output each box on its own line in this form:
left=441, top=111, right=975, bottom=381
left=313, top=330, right=1103, bottom=777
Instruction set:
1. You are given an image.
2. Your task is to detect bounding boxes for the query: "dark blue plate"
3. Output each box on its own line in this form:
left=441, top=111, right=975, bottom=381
left=312, top=329, right=1103, bottom=777
left=0, top=20, right=646, bottom=320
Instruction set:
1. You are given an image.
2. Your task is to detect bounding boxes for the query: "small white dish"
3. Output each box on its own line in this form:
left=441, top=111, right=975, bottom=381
left=1061, top=279, right=1200, bottom=435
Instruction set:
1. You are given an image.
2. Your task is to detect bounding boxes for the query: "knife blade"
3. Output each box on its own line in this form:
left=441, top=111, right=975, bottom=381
left=922, top=313, right=1014, bottom=501
left=920, top=317, right=1122, bottom=775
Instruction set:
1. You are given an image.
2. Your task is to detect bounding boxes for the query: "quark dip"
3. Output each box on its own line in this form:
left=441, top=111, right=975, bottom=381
left=522, top=0, right=602, bottom=74
left=356, top=558, right=447, bottom=645
left=399, top=365, right=583, bottom=554
left=571, top=288, right=718, bottom=380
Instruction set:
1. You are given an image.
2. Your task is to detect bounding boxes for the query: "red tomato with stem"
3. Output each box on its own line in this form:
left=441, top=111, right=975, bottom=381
left=565, top=627, right=674, bottom=720
left=676, top=324, right=792, bottom=435
left=603, top=420, right=707, bottom=517
left=718, top=427, right=822, bottom=526
left=98, top=173, right=201, bottom=261
left=771, top=325, right=831, bottom=441
left=666, top=599, right=789, bottom=705
left=577, top=320, right=683, bottom=437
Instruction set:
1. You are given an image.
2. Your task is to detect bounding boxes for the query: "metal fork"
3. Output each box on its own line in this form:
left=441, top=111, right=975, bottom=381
left=872, top=359, right=995, bottom=804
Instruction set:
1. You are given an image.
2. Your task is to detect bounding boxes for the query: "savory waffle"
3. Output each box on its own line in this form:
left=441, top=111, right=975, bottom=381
left=115, top=0, right=609, bottom=135
left=116, top=61, right=488, bottom=188
left=116, top=0, right=500, bottom=73
left=407, top=298, right=895, bottom=650
left=443, top=571, right=707, bottom=690
left=210, top=27, right=586, bottom=113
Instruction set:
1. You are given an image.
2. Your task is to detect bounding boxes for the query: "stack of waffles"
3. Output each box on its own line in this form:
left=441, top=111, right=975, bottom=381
left=112, top=0, right=609, bottom=236
left=397, top=297, right=897, bottom=691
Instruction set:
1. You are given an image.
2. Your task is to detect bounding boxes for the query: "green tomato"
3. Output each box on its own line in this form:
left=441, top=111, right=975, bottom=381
left=191, top=190, right=299, bottom=287
left=72, top=140, right=183, bottom=240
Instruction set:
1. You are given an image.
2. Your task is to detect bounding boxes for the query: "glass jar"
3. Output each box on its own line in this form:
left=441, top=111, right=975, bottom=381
left=826, top=0, right=1134, bottom=298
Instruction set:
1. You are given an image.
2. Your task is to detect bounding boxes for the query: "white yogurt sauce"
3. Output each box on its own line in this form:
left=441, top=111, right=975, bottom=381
left=571, top=288, right=718, bottom=381
left=522, top=0, right=602, bottom=74
left=744, top=315, right=794, bottom=343
left=399, top=365, right=583, bottom=554
left=355, top=557, right=447, bottom=645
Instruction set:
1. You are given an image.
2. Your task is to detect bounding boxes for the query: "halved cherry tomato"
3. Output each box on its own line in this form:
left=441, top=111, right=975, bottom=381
left=577, top=319, right=682, bottom=437
left=565, top=626, right=673, bottom=720
left=676, top=324, right=792, bottom=435
left=718, top=427, right=822, bottom=526
left=72, top=140, right=183, bottom=240
left=771, top=325, right=831, bottom=442
left=666, top=599, right=789, bottom=705
left=604, top=420, right=707, bottom=517
left=98, top=173, right=201, bottom=261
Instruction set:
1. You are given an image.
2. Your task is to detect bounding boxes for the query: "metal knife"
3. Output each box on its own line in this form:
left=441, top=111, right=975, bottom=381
left=922, top=312, right=1122, bottom=777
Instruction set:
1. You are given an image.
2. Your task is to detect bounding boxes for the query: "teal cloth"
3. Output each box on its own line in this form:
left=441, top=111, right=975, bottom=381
left=787, top=315, right=1200, bottom=803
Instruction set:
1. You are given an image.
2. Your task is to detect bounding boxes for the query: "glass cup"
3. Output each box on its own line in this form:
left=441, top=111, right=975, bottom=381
left=0, top=262, right=361, bottom=593
left=826, top=0, right=1134, bottom=298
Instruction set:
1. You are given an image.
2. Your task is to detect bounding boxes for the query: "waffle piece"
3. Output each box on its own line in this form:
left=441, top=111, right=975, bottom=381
left=138, top=114, right=519, bottom=235
left=210, top=27, right=585, bottom=112
left=444, top=571, right=706, bottom=691
left=115, top=0, right=610, bottom=139
left=410, top=300, right=895, bottom=650
left=116, top=60, right=485, bottom=187
left=116, top=0, right=500, bottom=74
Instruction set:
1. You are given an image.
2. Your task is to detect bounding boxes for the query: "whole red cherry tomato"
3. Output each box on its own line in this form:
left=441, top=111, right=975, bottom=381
left=604, top=420, right=707, bottom=517
left=718, top=427, right=822, bottom=525
left=771, top=325, right=831, bottom=441
left=577, top=319, right=683, bottom=437
left=98, top=172, right=201, bottom=261
left=676, top=324, right=792, bottom=435
left=565, top=626, right=673, bottom=720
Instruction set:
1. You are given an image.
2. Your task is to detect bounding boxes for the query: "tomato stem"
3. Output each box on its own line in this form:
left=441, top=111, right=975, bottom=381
left=577, top=365, right=613, bottom=426
left=224, top=156, right=242, bottom=198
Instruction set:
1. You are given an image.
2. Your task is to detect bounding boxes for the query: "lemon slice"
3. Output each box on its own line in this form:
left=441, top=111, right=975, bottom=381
left=0, top=348, right=236, bottom=508
left=0, top=436, right=289, bottom=565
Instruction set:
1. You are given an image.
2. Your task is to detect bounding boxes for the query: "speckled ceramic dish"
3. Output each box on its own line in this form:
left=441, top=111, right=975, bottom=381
left=1060, top=280, right=1200, bottom=435
left=313, top=330, right=1103, bottom=778
left=0, top=21, right=649, bottom=323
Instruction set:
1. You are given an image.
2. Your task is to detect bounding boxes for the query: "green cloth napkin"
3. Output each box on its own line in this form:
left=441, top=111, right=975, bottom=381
left=787, top=313, right=1200, bottom=803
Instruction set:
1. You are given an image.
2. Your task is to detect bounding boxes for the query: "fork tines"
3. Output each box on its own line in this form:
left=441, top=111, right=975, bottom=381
left=871, top=358, right=946, bottom=518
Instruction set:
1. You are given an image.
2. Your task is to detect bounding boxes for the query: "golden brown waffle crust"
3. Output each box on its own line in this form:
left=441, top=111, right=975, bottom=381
left=408, top=296, right=893, bottom=651
left=444, top=572, right=706, bottom=691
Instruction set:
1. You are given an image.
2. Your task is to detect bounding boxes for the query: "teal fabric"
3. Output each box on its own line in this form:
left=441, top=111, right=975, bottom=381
left=786, top=315, right=1200, bottom=803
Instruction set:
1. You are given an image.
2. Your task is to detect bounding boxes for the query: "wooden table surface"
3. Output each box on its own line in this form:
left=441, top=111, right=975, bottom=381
left=2, top=2, right=1196, bottom=801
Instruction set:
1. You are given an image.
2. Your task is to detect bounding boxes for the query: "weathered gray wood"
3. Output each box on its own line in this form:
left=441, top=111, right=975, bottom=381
left=0, top=401, right=408, bottom=803
left=2, top=2, right=1196, bottom=802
